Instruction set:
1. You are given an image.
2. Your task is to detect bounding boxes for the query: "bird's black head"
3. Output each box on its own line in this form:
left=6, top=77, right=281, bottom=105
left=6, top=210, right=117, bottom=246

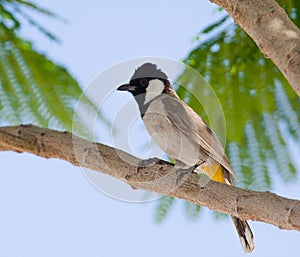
left=117, top=63, right=177, bottom=116
left=117, top=63, right=170, bottom=97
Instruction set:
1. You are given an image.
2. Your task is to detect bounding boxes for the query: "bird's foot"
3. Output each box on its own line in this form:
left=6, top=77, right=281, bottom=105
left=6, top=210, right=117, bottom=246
left=175, top=166, right=196, bottom=185
left=137, top=158, right=170, bottom=172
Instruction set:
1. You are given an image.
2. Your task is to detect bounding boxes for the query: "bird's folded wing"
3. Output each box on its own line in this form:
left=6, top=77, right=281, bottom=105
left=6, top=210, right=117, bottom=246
left=160, top=95, right=236, bottom=178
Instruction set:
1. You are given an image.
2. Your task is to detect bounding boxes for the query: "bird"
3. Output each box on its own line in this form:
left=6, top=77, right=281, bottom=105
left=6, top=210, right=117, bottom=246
left=117, top=62, right=254, bottom=253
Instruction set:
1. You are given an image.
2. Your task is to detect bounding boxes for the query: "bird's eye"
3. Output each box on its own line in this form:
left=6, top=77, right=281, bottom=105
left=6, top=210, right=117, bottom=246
left=140, top=79, right=148, bottom=87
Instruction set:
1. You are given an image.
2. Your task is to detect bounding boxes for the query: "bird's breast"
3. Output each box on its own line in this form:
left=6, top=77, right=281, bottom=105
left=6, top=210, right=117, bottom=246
left=143, top=99, right=203, bottom=167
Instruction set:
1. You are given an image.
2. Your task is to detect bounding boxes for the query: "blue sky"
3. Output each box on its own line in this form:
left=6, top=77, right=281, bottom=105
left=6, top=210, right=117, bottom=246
left=1, top=1, right=300, bottom=257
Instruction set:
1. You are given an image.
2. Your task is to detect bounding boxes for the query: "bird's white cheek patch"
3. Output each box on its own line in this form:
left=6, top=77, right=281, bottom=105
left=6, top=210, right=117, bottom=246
left=144, top=79, right=165, bottom=104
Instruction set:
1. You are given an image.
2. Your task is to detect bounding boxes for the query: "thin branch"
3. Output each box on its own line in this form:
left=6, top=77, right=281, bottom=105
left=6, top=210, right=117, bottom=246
left=210, top=0, right=300, bottom=96
left=0, top=124, right=300, bottom=231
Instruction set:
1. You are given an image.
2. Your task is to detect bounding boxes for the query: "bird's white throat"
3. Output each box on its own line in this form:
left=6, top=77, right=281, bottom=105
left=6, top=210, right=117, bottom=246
left=144, top=79, right=165, bottom=104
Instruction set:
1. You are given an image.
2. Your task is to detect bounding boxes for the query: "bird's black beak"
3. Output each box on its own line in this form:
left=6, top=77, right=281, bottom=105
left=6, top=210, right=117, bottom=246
left=117, top=84, right=134, bottom=91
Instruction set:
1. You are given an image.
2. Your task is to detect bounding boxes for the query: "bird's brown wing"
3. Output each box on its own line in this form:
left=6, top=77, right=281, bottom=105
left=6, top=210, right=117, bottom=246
left=160, top=95, right=236, bottom=178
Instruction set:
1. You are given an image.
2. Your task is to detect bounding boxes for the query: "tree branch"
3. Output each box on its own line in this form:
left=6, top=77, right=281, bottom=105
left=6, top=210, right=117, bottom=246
left=1, top=124, right=300, bottom=231
left=210, top=0, right=300, bottom=96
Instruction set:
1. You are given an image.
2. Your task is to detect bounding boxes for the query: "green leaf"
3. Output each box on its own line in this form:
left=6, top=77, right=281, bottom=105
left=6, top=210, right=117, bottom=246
left=8, top=0, right=63, bottom=20
left=0, top=1, right=106, bottom=139
left=177, top=8, right=300, bottom=192
left=1, top=0, right=62, bottom=42
left=156, top=2, right=300, bottom=221
left=155, top=196, right=175, bottom=223
left=184, top=201, right=201, bottom=220
left=0, top=39, right=102, bottom=137
left=200, top=15, right=230, bottom=34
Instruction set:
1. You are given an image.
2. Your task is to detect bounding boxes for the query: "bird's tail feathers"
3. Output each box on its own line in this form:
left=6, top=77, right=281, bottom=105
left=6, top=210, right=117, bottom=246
left=231, top=216, right=254, bottom=253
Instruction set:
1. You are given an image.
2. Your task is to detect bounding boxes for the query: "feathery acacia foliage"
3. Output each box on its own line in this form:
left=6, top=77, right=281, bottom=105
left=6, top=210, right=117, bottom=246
left=0, top=0, right=100, bottom=138
left=179, top=4, right=300, bottom=189
left=155, top=196, right=176, bottom=223
left=156, top=0, right=300, bottom=220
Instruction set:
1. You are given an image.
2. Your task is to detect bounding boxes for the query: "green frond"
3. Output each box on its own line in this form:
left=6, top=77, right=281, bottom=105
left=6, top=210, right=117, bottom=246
left=184, top=201, right=201, bottom=221
left=0, top=39, right=102, bottom=138
left=12, top=7, right=61, bottom=43
left=155, top=196, right=175, bottom=223
left=177, top=14, right=300, bottom=191
left=0, top=1, right=105, bottom=139
left=213, top=210, right=228, bottom=220
left=1, top=0, right=62, bottom=42
left=7, top=0, right=63, bottom=20
left=0, top=4, right=20, bottom=29
left=155, top=1, right=300, bottom=221
left=200, top=15, right=230, bottom=35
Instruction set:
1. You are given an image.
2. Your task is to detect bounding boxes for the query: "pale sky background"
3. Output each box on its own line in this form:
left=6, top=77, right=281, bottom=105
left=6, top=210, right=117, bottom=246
left=1, top=1, right=300, bottom=257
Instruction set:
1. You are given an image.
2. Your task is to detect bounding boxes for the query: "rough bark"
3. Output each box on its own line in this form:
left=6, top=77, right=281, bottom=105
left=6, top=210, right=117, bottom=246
left=210, top=0, right=300, bottom=96
left=1, top=124, right=300, bottom=231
